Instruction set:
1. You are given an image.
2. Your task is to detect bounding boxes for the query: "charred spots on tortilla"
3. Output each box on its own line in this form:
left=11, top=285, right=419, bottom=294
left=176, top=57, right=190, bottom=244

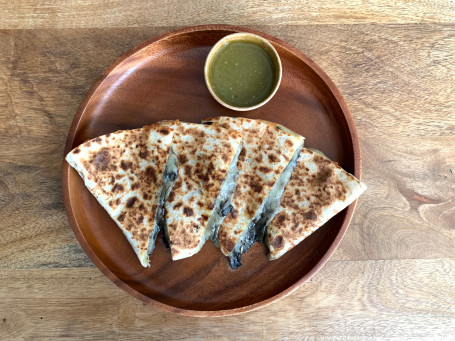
left=145, top=166, right=157, bottom=183
left=268, top=153, right=278, bottom=163
left=197, top=173, right=209, bottom=182
left=238, top=148, right=246, bottom=162
left=249, top=181, right=262, bottom=193
left=275, top=213, right=286, bottom=224
left=183, top=207, right=194, bottom=217
left=120, top=160, right=133, bottom=171
left=159, top=128, right=170, bottom=135
left=304, top=210, right=317, bottom=221
left=94, top=137, right=102, bottom=143
left=206, top=162, right=215, bottom=177
left=91, top=148, right=110, bottom=171
left=259, top=166, right=272, bottom=173
left=272, top=236, right=284, bottom=249
left=184, top=165, right=192, bottom=177
left=314, top=166, right=333, bottom=184
left=139, top=150, right=148, bottom=159
left=117, top=213, right=126, bottom=223
left=202, top=121, right=213, bottom=125
left=73, top=148, right=80, bottom=154
left=220, top=204, right=234, bottom=217
left=126, top=196, right=137, bottom=208
left=167, top=191, right=175, bottom=203
left=178, top=154, right=188, bottom=164
left=112, top=183, right=124, bottom=193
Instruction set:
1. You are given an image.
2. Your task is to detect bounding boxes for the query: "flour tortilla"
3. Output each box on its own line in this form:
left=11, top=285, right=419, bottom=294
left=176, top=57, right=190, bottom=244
left=65, top=123, right=174, bottom=267
left=202, top=116, right=304, bottom=267
left=163, top=121, right=242, bottom=260
left=266, top=148, right=367, bottom=260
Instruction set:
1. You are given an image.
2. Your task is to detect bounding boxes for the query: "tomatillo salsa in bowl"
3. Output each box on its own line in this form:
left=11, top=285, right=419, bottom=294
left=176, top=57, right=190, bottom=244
left=204, top=33, right=282, bottom=111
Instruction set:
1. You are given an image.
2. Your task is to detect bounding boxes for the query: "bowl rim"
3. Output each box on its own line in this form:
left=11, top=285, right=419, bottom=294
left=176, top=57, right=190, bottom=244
left=62, top=24, right=362, bottom=317
left=204, top=32, right=283, bottom=111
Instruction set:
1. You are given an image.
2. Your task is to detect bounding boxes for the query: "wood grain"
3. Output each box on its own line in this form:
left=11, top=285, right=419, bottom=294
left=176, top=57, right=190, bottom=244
left=1, top=25, right=453, bottom=268
left=57, top=25, right=362, bottom=315
left=1, top=259, right=454, bottom=339
left=0, top=5, right=454, bottom=338
left=334, top=134, right=455, bottom=261
left=1, top=1, right=454, bottom=29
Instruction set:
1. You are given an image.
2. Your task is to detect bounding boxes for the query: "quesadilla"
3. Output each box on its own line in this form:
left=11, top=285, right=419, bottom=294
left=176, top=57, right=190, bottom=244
left=65, top=123, right=174, bottom=267
left=266, top=148, right=367, bottom=260
left=161, top=121, right=243, bottom=260
left=202, top=116, right=304, bottom=268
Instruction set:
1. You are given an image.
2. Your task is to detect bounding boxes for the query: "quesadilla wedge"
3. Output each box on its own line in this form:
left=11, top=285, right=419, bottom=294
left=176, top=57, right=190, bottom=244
left=161, top=121, right=243, bottom=260
left=65, top=122, right=174, bottom=267
left=202, top=116, right=304, bottom=268
left=266, top=148, right=367, bottom=260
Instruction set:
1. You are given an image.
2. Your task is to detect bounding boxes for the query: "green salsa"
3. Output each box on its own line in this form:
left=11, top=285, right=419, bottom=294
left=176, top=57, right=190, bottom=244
left=208, top=41, right=277, bottom=108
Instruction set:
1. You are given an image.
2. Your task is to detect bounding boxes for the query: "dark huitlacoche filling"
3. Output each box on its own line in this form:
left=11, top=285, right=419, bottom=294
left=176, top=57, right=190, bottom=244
left=228, top=145, right=303, bottom=269
left=229, top=224, right=256, bottom=268
left=220, top=204, right=234, bottom=217
left=205, top=143, right=243, bottom=244
left=152, top=147, right=178, bottom=254
left=162, top=232, right=170, bottom=249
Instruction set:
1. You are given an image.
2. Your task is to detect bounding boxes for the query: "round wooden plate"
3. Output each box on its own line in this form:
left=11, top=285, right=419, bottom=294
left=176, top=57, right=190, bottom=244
left=62, top=25, right=361, bottom=316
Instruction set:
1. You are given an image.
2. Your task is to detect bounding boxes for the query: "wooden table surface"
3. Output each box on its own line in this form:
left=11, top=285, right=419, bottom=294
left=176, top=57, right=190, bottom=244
left=1, top=1, right=454, bottom=339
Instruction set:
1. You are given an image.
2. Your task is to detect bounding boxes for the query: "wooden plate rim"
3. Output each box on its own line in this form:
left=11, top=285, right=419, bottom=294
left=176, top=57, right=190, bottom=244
left=62, top=24, right=362, bottom=317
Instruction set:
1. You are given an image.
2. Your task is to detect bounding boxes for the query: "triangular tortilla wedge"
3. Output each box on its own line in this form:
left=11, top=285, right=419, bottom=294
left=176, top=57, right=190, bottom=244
left=202, top=116, right=305, bottom=268
left=266, top=148, right=367, bottom=260
left=162, top=121, right=243, bottom=260
left=65, top=122, right=175, bottom=267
